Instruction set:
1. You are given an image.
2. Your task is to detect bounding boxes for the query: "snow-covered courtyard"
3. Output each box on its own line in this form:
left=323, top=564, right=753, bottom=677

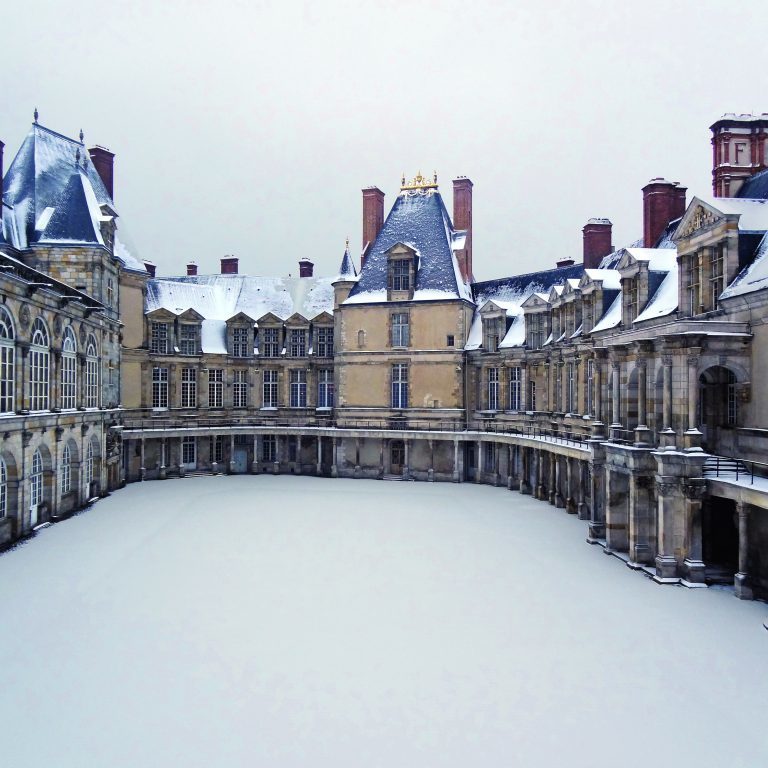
left=0, top=476, right=766, bottom=767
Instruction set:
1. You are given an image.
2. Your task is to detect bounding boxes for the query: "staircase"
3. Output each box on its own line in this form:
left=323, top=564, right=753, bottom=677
left=704, top=456, right=750, bottom=478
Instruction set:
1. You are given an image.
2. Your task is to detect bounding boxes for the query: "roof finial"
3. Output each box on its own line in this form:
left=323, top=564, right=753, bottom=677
left=402, top=172, right=406, bottom=187
left=433, top=170, right=438, bottom=184
left=345, top=236, right=350, bottom=250
left=34, top=107, right=39, bottom=124
left=79, top=128, right=84, bottom=143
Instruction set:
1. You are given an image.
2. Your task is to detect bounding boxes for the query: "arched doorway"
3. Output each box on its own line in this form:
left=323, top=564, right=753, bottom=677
left=29, top=449, right=44, bottom=527
left=699, top=366, right=738, bottom=454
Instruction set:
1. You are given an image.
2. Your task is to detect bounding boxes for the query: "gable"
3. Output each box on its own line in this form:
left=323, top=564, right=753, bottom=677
left=311, top=311, right=334, bottom=324
left=257, top=312, right=283, bottom=325
left=226, top=311, right=256, bottom=326
left=178, top=308, right=205, bottom=323
left=675, top=200, right=725, bottom=240
left=146, top=308, right=177, bottom=321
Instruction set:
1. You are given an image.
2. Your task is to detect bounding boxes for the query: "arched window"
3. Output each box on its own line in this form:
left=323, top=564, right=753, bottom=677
left=0, top=307, right=15, bottom=413
left=30, top=449, right=43, bottom=526
left=84, top=440, right=94, bottom=489
left=85, top=336, right=99, bottom=408
left=61, top=443, right=72, bottom=495
left=0, top=456, right=7, bottom=518
left=29, top=318, right=50, bottom=411
left=61, top=327, right=77, bottom=410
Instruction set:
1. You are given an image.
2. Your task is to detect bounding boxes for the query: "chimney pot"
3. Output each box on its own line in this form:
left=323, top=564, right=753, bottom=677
left=88, top=145, right=115, bottom=200
left=298, top=258, right=314, bottom=278
left=143, top=261, right=156, bottom=278
left=220, top=256, right=239, bottom=275
left=582, top=218, right=613, bottom=269
left=186, top=262, right=198, bottom=276
left=361, top=186, right=385, bottom=269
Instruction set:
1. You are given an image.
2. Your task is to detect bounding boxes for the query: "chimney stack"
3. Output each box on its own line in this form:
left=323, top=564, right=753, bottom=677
left=361, top=186, right=385, bottom=269
left=186, top=263, right=198, bottom=276
left=0, top=140, right=4, bottom=221
left=452, top=177, right=473, bottom=282
left=143, top=261, right=156, bottom=278
left=298, top=258, right=314, bottom=278
left=582, top=218, right=613, bottom=269
left=220, top=256, right=239, bottom=275
left=88, top=145, right=115, bottom=200
left=642, top=179, right=686, bottom=248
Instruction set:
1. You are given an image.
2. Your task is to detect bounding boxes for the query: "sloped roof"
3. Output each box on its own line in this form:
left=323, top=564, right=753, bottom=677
left=335, top=245, right=358, bottom=281
left=634, top=263, right=679, bottom=322
left=346, top=187, right=471, bottom=303
left=721, top=231, right=768, bottom=299
left=736, top=169, right=768, bottom=200
left=37, top=170, right=104, bottom=245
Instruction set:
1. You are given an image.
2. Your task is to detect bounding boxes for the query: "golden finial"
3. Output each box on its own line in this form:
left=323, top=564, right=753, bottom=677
left=401, top=172, right=406, bottom=187
left=400, top=170, right=439, bottom=191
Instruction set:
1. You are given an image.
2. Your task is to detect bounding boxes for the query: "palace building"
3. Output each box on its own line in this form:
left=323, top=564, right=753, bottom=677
left=2, top=112, right=768, bottom=600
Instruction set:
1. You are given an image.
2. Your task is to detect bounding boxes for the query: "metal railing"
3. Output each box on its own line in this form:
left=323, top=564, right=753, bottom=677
left=704, top=455, right=767, bottom=486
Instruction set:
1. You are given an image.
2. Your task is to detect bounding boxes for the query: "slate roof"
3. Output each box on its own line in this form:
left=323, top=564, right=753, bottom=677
left=336, top=245, right=357, bottom=280
left=736, top=168, right=768, bottom=200
left=345, top=188, right=471, bottom=303
left=472, top=263, right=584, bottom=307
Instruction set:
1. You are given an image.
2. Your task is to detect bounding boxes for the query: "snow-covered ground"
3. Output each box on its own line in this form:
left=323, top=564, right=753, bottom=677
left=0, top=476, right=766, bottom=768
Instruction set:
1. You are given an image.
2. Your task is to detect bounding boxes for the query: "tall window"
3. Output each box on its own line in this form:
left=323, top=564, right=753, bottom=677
left=484, top=318, right=502, bottom=352
left=0, top=456, right=7, bottom=517
left=318, top=369, right=334, bottom=408
left=233, top=370, right=248, bottom=408
left=208, top=369, right=224, bottom=408
left=687, top=254, right=700, bottom=316
left=555, top=365, right=562, bottom=411
left=316, top=327, right=334, bottom=357
left=29, top=318, right=50, bottom=411
left=61, top=327, right=77, bottom=410
left=566, top=362, right=575, bottom=413
left=182, top=436, right=196, bottom=465
left=391, top=364, right=408, bottom=409
left=391, top=260, right=410, bottom=291
left=625, top=279, right=639, bottom=323
left=487, top=367, right=499, bottom=411
left=529, top=379, right=536, bottom=411
left=727, top=370, right=738, bottom=426
left=527, top=313, right=545, bottom=350
left=85, top=336, right=99, bottom=408
left=262, top=435, right=276, bottom=463
left=262, top=327, right=280, bottom=357
left=210, top=435, right=224, bottom=464
left=509, top=366, right=521, bottom=411
left=60, top=443, right=72, bottom=494
left=181, top=367, right=197, bottom=408
left=0, top=308, right=15, bottom=413
left=586, top=359, right=594, bottom=417
left=84, top=441, right=94, bottom=489
left=232, top=327, right=250, bottom=357
left=106, top=278, right=114, bottom=309
left=711, top=244, right=725, bottom=310
left=30, top=449, right=43, bottom=510
left=179, top=324, right=198, bottom=355
left=391, top=313, right=410, bottom=347
left=150, top=322, right=169, bottom=354
left=263, top=370, right=278, bottom=407
left=152, top=366, right=168, bottom=409
left=289, top=329, right=307, bottom=357
left=290, top=369, right=307, bottom=407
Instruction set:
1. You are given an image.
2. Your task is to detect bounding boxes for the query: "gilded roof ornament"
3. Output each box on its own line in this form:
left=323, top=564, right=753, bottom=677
left=400, top=171, right=439, bottom=191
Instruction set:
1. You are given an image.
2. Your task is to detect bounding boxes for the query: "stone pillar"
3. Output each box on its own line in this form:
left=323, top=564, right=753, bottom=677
left=628, top=474, right=655, bottom=566
left=659, top=355, right=676, bottom=448
left=654, top=477, right=679, bottom=579
left=159, top=438, right=167, bottom=480
left=734, top=502, right=753, bottom=599
left=684, top=354, right=703, bottom=451
left=492, top=442, right=500, bottom=487
left=592, top=357, right=605, bottom=437
left=229, top=434, right=236, bottom=474
left=475, top=439, right=482, bottom=483
left=331, top=437, right=338, bottom=478
left=379, top=440, right=385, bottom=480
left=577, top=461, right=588, bottom=520
left=555, top=455, right=565, bottom=508
left=682, top=479, right=707, bottom=583
left=548, top=453, right=556, bottom=505
left=520, top=446, right=531, bottom=495
left=634, top=360, right=652, bottom=446
left=536, top=449, right=545, bottom=500
left=605, top=466, right=629, bottom=552
left=315, top=436, right=322, bottom=476
left=587, top=443, right=606, bottom=541
left=140, top=438, right=146, bottom=481
left=610, top=361, right=622, bottom=439
left=178, top=437, right=185, bottom=478
left=428, top=439, right=435, bottom=482
left=520, top=363, right=527, bottom=413
left=272, top=435, right=280, bottom=474
left=506, top=444, right=514, bottom=490
left=354, top=437, right=361, bottom=478
left=452, top=439, right=460, bottom=483
left=252, top=435, right=260, bottom=473
left=403, top=439, right=410, bottom=481
left=565, top=458, right=575, bottom=513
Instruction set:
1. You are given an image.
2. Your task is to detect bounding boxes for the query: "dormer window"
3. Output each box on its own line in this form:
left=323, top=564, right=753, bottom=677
left=526, top=312, right=546, bottom=350
left=150, top=322, right=169, bottom=354
left=483, top=317, right=504, bottom=352
left=179, top=323, right=199, bottom=355
left=261, top=327, right=281, bottom=357
left=392, top=261, right=410, bottom=291
left=386, top=244, right=417, bottom=300
left=231, top=327, right=251, bottom=357
left=289, top=328, right=307, bottom=357
left=625, top=279, right=639, bottom=323
left=316, top=326, right=334, bottom=357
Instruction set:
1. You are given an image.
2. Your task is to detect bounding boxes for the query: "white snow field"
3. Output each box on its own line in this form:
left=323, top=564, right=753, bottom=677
left=0, top=476, right=766, bottom=768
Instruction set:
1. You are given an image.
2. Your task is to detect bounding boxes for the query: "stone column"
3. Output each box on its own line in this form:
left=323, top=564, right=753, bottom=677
left=592, top=357, right=605, bottom=437
left=229, top=434, right=236, bottom=474
left=520, top=363, right=527, bottom=413
left=159, top=438, right=167, bottom=480
left=428, top=439, right=435, bottom=482
left=506, top=444, right=514, bottom=490
left=659, top=355, right=676, bottom=448
left=548, top=453, right=556, bottom=505
left=520, top=447, right=531, bottom=495
left=577, top=461, right=588, bottom=520
left=354, top=437, right=361, bottom=478
left=565, top=458, right=575, bottom=513
left=252, top=435, right=260, bottom=473
left=634, top=360, right=652, bottom=446
left=140, top=438, right=146, bottom=481
left=273, top=434, right=281, bottom=474
left=684, top=353, right=703, bottom=450
left=475, top=439, right=482, bottom=483
left=536, top=449, right=545, bottom=500
left=379, top=440, right=385, bottom=480
left=681, top=479, right=707, bottom=582
left=452, top=439, right=460, bottom=483
left=555, top=455, right=565, bottom=508
left=331, top=437, right=338, bottom=478
left=610, top=361, right=622, bottom=439
left=628, top=474, right=655, bottom=566
left=543, top=362, right=550, bottom=412
left=605, top=466, right=629, bottom=553
left=587, top=443, right=606, bottom=541
left=315, top=436, right=322, bottom=476
left=403, top=439, right=410, bottom=481
left=178, top=437, right=186, bottom=477
left=734, top=502, right=753, bottom=599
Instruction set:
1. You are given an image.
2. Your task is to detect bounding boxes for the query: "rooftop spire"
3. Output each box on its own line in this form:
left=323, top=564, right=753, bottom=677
left=79, top=129, right=84, bottom=143
left=33, top=107, right=39, bottom=124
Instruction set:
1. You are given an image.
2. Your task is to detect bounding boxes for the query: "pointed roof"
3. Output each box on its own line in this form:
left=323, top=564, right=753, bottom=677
left=38, top=170, right=104, bottom=245
left=336, top=243, right=357, bottom=281
left=346, top=186, right=471, bottom=303
left=2, top=123, right=115, bottom=249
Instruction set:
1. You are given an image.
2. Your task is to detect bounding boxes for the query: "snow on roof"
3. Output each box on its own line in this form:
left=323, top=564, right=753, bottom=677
left=624, top=248, right=677, bottom=271
left=720, top=232, right=768, bottom=299
left=37, top=170, right=104, bottom=246
left=591, top=292, right=622, bottom=333
left=499, top=313, right=526, bottom=348
left=113, top=227, right=148, bottom=274
left=583, top=269, right=622, bottom=290
left=634, top=263, right=679, bottom=322
left=737, top=169, right=768, bottom=200
left=335, top=245, right=358, bottom=282
left=346, top=187, right=471, bottom=304
left=695, top=196, right=768, bottom=231
left=146, top=274, right=335, bottom=353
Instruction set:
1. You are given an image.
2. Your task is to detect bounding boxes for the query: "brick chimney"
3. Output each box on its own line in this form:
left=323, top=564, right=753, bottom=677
left=220, top=256, right=239, bottom=275
left=582, top=218, right=613, bottom=269
left=298, top=258, right=314, bottom=277
left=143, top=261, right=156, bottom=278
left=452, top=177, right=474, bottom=283
left=711, top=113, right=768, bottom=197
left=0, top=139, right=4, bottom=222
left=88, top=145, right=115, bottom=200
left=186, top=263, right=198, bottom=276
left=642, top=179, right=686, bottom=248
left=361, top=186, right=384, bottom=269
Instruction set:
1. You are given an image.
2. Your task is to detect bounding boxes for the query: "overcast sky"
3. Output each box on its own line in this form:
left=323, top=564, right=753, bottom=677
left=3, top=0, right=767, bottom=281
